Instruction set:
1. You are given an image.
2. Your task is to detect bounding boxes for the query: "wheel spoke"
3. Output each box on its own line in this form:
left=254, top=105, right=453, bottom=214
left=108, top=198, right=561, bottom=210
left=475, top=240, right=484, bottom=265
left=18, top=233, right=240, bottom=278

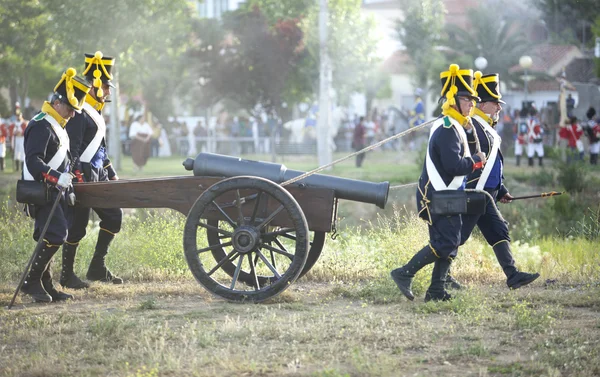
left=270, top=249, right=277, bottom=270
left=273, top=238, right=289, bottom=255
left=256, top=205, right=284, bottom=230
left=235, top=189, right=244, bottom=226
left=197, top=241, right=233, bottom=255
left=207, top=249, right=239, bottom=277
left=256, top=250, right=282, bottom=278
left=262, top=227, right=295, bottom=238
left=248, top=254, right=260, bottom=291
left=230, top=254, right=244, bottom=290
left=198, top=221, right=233, bottom=237
left=249, top=190, right=263, bottom=224
left=259, top=242, right=294, bottom=260
left=211, top=200, right=237, bottom=229
left=253, top=253, right=260, bottom=267
left=280, top=231, right=314, bottom=247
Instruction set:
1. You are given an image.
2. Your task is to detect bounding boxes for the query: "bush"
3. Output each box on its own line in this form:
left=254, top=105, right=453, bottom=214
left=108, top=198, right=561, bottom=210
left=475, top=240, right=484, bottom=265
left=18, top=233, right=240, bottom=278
left=555, top=160, right=589, bottom=193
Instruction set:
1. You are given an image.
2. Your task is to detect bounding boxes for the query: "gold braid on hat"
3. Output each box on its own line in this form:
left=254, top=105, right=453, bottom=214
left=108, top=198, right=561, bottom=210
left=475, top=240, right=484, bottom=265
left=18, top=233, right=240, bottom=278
left=53, top=67, right=79, bottom=108
left=440, top=64, right=477, bottom=126
left=473, top=71, right=502, bottom=100
left=82, top=51, right=113, bottom=98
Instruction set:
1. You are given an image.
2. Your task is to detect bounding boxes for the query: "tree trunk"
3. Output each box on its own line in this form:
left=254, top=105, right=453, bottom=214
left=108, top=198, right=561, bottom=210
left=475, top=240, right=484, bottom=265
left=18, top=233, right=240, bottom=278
left=19, top=71, right=29, bottom=110
left=9, top=82, right=18, bottom=115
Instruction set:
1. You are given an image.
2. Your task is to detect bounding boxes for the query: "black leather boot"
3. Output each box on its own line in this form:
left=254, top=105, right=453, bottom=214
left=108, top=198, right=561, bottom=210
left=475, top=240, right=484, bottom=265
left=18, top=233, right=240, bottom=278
left=425, top=258, right=453, bottom=302
left=516, top=155, right=521, bottom=166
left=538, top=157, right=543, bottom=167
left=86, top=230, right=123, bottom=284
left=391, top=245, right=437, bottom=301
left=494, top=241, right=540, bottom=289
left=0, top=157, right=4, bottom=171
left=528, top=157, right=534, bottom=167
left=21, top=245, right=58, bottom=303
left=42, top=259, right=74, bottom=301
left=445, top=272, right=463, bottom=290
left=60, top=243, right=89, bottom=289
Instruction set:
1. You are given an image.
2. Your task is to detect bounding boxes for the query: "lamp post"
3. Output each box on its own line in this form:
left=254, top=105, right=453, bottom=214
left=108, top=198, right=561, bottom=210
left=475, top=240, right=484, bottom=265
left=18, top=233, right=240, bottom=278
left=474, top=56, right=488, bottom=71
left=519, top=55, right=533, bottom=105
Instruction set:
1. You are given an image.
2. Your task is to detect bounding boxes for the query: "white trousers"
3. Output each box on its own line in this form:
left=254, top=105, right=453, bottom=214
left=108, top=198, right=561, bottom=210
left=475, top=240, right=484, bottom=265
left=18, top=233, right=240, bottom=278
left=590, top=142, right=600, bottom=154
left=527, top=143, right=544, bottom=158
left=514, top=141, right=524, bottom=156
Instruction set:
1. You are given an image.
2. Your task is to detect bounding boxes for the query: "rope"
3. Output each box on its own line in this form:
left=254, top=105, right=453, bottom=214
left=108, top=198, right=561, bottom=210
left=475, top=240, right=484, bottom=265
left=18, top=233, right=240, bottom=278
left=390, top=182, right=418, bottom=190
left=276, top=114, right=505, bottom=223
left=280, top=119, right=434, bottom=187
left=465, top=189, right=506, bottom=223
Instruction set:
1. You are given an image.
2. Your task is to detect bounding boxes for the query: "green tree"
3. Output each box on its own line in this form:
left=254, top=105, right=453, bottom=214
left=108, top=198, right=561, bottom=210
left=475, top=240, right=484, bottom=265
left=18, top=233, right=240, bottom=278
left=187, top=8, right=304, bottom=118
left=235, top=0, right=382, bottom=111
left=41, top=0, right=193, bottom=123
left=443, top=6, right=532, bottom=87
left=302, top=0, right=381, bottom=105
left=533, top=0, right=599, bottom=45
left=0, top=0, right=62, bottom=113
left=395, top=0, right=445, bottom=111
left=239, top=0, right=313, bottom=24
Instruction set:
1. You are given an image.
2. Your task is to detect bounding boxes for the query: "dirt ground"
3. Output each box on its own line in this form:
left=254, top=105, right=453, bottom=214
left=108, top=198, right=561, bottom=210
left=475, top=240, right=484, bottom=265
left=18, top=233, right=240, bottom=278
left=1, top=280, right=599, bottom=377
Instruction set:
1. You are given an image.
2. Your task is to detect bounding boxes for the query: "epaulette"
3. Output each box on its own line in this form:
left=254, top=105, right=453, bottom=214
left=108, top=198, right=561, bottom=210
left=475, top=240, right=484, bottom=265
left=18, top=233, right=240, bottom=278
left=32, top=112, right=46, bottom=122
left=442, top=116, right=452, bottom=128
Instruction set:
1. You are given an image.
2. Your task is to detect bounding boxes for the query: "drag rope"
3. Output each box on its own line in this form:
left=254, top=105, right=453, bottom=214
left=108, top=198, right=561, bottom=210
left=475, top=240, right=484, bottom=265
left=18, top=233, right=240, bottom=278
left=278, top=118, right=506, bottom=220
left=280, top=119, right=434, bottom=187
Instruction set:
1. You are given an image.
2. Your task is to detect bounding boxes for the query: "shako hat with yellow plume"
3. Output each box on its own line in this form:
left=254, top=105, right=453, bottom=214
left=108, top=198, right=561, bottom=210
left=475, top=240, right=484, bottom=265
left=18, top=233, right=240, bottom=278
left=473, top=72, right=506, bottom=104
left=82, top=51, right=115, bottom=97
left=440, top=64, right=480, bottom=103
left=53, top=67, right=92, bottom=112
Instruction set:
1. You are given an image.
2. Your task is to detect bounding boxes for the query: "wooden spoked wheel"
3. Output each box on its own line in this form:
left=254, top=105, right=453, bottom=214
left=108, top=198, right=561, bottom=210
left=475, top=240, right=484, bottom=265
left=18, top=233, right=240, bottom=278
left=207, top=223, right=326, bottom=284
left=183, top=176, right=309, bottom=302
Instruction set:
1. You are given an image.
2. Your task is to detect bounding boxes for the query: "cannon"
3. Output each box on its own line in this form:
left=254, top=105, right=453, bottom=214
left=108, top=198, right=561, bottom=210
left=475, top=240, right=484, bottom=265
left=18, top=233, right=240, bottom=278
left=183, top=153, right=389, bottom=208
left=74, top=153, right=389, bottom=303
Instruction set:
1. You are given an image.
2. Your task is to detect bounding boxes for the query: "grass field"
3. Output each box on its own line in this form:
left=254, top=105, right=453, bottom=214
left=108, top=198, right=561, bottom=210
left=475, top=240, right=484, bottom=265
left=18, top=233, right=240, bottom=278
left=1, top=151, right=599, bottom=376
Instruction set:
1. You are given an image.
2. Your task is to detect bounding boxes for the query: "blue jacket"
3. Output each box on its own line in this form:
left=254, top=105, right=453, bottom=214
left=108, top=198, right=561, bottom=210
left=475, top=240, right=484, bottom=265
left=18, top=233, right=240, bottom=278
left=417, top=115, right=483, bottom=223
left=24, top=108, right=71, bottom=184
left=66, top=103, right=116, bottom=179
left=466, top=116, right=508, bottom=199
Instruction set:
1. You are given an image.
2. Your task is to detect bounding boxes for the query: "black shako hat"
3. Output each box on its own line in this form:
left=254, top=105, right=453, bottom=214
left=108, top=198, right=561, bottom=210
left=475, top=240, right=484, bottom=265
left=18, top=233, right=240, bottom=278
left=440, top=64, right=480, bottom=102
left=473, top=72, right=506, bottom=104
left=82, top=51, right=116, bottom=97
left=53, top=68, right=92, bottom=112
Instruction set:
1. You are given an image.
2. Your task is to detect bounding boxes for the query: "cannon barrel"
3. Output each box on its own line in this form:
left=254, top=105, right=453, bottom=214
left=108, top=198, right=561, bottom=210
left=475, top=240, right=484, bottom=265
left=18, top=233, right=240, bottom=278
left=183, top=153, right=389, bottom=209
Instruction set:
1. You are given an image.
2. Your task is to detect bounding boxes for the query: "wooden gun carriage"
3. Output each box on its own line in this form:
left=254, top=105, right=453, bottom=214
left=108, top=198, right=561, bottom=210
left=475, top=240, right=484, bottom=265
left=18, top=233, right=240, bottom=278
left=74, top=153, right=389, bottom=302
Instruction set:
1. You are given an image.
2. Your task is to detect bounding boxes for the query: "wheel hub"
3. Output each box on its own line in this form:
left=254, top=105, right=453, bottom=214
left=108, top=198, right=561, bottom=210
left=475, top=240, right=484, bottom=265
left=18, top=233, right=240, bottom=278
left=232, top=226, right=260, bottom=254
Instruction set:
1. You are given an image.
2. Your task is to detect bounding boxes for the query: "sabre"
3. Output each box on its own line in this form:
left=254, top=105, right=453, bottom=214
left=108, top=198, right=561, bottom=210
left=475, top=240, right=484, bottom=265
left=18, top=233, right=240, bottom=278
left=509, top=191, right=564, bottom=201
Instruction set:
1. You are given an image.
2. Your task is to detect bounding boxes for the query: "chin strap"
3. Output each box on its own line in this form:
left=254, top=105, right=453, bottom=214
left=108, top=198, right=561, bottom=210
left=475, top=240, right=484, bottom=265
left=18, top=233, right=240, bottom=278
left=442, top=105, right=471, bottom=127
left=440, top=65, right=475, bottom=127
left=473, top=108, right=493, bottom=125
left=85, top=92, right=105, bottom=111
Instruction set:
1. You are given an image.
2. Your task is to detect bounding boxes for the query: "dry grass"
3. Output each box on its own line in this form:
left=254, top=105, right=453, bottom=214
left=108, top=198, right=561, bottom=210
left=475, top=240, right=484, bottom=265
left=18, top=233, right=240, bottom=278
left=2, top=153, right=600, bottom=376
left=1, top=281, right=600, bottom=377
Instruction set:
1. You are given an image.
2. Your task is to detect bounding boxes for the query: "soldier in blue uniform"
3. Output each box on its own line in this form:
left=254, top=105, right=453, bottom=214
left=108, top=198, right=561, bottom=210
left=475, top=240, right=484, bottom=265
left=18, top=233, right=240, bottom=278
left=408, top=88, right=425, bottom=128
left=61, top=51, right=123, bottom=289
left=391, top=64, right=487, bottom=302
left=20, top=68, right=91, bottom=302
left=456, top=72, right=539, bottom=289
